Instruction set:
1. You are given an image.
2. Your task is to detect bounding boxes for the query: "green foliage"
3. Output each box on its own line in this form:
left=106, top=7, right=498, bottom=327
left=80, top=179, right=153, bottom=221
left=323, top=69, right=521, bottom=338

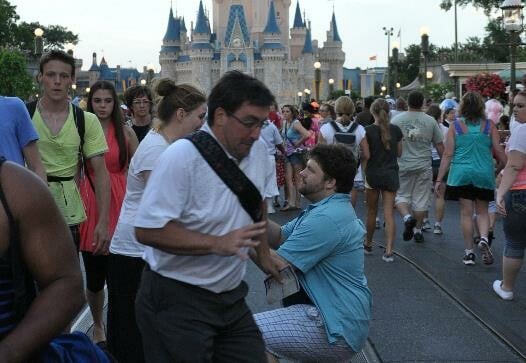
left=422, top=82, right=455, bottom=101
left=440, top=0, right=503, bottom=16
left=0, top=49, right=34, bottom=99
left=0, top=0, right=78, bottom=52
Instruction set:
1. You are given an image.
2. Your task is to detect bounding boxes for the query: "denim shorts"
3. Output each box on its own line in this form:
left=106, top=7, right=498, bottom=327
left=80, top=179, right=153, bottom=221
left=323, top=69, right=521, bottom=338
left=503, top=189, right=526, bottom=258
left=285, top=152, right=305, bottom=166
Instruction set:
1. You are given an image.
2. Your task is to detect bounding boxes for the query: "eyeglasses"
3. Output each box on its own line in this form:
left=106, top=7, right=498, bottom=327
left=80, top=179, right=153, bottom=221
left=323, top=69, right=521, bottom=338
left=227, top=112, right=266, bottom=129
left=132, top=100, right=151, bottom=106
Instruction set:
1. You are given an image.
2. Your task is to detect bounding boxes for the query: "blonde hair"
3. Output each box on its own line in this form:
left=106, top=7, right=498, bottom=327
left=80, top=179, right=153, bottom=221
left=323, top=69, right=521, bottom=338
left=371, top=98, right=392, bottom=150
left=334, top=96, right=355, bottom=124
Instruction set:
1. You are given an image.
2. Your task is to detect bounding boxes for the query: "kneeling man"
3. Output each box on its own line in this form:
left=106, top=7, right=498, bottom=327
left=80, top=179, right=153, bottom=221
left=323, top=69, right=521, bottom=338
left=254, top=144, right=372, bottom=362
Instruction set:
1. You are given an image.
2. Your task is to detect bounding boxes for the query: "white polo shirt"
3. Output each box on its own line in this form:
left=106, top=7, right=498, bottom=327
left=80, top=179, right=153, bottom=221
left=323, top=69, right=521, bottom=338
left=135, top=123, right=273, bottom=293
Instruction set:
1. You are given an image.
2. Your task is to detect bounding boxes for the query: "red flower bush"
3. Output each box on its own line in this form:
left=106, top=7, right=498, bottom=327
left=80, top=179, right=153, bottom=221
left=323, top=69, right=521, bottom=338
left=465, top=73, right=505, bottom=98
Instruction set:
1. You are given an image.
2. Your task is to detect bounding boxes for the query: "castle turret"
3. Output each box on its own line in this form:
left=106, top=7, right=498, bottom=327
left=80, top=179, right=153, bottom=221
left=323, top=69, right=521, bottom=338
left=289, top=1, right=306, bottom=61
left=301, top=27, right=314, bottom=93
left=319, top=10, right=345, bottom=98
left=190, top=0, right=213, bottom=91
left=261, top=1, right=285, bottom=100
left=159, top=6, right=181, bottom=78
left=88, top=52, right=100, bottom=86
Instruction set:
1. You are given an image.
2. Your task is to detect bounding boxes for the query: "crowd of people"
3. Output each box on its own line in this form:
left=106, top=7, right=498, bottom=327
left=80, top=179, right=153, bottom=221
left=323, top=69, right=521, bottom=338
left=0, top=48, right=524, bottom=362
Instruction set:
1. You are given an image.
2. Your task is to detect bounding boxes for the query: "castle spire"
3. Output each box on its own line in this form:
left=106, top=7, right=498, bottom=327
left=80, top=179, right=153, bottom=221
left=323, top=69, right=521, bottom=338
left=293, top=1, right=304, bottom=28
left=163, top=6, right=180, bottom=41
left=194, top=0, right=210, bottom=34
left=264, top=1, right=281, bottom=34
left=302, top=27, right=313, bottom=54
left=331, top=11, right=342, bottom=42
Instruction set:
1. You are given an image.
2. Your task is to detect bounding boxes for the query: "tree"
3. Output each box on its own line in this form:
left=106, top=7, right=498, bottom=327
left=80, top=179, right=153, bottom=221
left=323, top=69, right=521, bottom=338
left=0, top=49, right=34, bottom=99
left=0, top=0, right=78, bottom=52
left=0, top=0, right=19, bottom=48
left=440, top=0, right=503, bottom=15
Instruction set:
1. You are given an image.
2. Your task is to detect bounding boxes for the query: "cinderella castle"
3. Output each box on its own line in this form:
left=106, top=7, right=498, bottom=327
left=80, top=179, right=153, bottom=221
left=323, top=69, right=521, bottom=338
left=159, top=0, right=345, bottom=104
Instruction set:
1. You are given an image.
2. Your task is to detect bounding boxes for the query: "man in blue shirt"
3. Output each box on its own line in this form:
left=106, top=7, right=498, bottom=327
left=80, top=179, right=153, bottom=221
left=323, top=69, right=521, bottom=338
left=254, top=144, right=372, bottom=362
left=0, top=96, right=45, bottom=181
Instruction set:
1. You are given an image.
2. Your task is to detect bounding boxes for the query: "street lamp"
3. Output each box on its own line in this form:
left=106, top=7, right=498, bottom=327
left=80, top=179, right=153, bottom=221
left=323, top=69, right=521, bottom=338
left=71, top=84, right=77, bottom=97
left=85, top=87, right=91, bottom=94
left=501, top=0, right=524, bottom=93
left=304, top=88, right=311, bottom=100
left=140, top=79, right=147, bottom=86
left=420, top=27, right=430, bottom=88
left=147, top=64, right=155, bottom=85
left=328, top=78, right=335, bottom=99
left=383, top=26, right=394, bottom=94
left=381, top=85, right=387, bottom=96
left=392, top=41, right=399, bottom=97
left=34, top=28, right=44, bottom=56
left=297, top=91, right=303, bottom=106
left=64, top=42, right=75, bottom=56
left=314, top=61, right=321, bottom=101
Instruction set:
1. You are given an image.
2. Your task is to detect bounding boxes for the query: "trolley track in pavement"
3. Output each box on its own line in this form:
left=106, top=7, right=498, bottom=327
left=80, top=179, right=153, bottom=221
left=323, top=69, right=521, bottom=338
left=374, top=239, right=526, bottom=361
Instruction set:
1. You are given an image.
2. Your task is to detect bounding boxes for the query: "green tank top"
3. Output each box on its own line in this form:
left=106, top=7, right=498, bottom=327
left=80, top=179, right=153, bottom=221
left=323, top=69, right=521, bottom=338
left=447, top=119, right=495, bottom=190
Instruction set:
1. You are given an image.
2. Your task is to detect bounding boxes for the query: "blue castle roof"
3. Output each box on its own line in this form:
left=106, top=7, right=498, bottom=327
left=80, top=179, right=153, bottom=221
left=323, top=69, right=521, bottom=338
left=181, top=17, right=187, bottom=32
left=264, top=1, right=280, bottom=34
left=293, top=1, right=304, bottom=28
left=331, top=12, right=341, bottom=42
left=163, top=7, right=180, bottom=41
left=194, top=0, right=210, bottom=34
left=89, top=63, right=100, bottom=72
left=302, top=28, right=313, bottom=53
left=224, top=5, right=250, bottom=45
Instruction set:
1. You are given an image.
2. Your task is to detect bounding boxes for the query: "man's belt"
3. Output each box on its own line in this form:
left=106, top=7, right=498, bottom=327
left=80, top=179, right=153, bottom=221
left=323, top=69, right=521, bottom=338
left=47, top=175, right=75, bottom=182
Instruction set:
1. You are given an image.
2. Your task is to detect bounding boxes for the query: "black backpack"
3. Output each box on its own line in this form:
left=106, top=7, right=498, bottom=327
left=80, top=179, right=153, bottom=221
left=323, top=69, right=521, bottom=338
left=26, top=101, right=94, bottom=191
left=330, top=121, right=360, bottom=160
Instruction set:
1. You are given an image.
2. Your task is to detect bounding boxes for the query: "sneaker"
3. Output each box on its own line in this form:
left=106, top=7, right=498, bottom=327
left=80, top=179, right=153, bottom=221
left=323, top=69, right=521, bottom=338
left=422, top=219, right=431, bottom=232
left=363, top=244, right=373, bottom=255
left=375, top=218, right=380, bottom=230
left=382, top=254, right=394, bottom=262
left=492, top=280, right=514, bottom=300
left=414, top=232, right=425, bottom=243
left=402, top=217, right=417, bottom=241
left=463, top=253, right=476, bottom=266
left=433, top=223, right=443, bottom=235
left=478, top=238, right=494, bottom=265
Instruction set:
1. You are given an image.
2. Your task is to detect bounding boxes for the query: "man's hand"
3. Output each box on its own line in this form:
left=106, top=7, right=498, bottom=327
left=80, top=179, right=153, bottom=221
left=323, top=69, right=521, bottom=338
left=92, top=221, right=110, bottom=255
left=258, top=250, right=283, bottom=282
left=214, top=221, right=266, bottom=260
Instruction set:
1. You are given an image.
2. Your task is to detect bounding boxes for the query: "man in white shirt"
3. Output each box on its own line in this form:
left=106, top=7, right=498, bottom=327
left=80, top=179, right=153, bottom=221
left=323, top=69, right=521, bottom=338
left=134, top=71, right=280, bottom=362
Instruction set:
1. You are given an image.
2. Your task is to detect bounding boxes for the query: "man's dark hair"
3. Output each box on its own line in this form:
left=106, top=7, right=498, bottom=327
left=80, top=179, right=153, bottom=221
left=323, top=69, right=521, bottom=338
left=207, top=71, right=275, bottom=126
left=309, top=144, right=356, bottom=194
left=124, top=85, right=153, bottom=114
left=425, top=104, right=441, bottom=121
left=407, top=91, right=424, bottom=109
left=39, top=50, right=76, bottom=77
left=363, top=96, right=374, bottom=109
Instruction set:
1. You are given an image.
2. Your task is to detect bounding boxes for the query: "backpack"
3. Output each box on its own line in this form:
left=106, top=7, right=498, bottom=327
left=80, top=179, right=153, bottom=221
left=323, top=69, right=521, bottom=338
left=26, top=100, right=95, bottom=191
left=330, top=121, right=360, bottom=160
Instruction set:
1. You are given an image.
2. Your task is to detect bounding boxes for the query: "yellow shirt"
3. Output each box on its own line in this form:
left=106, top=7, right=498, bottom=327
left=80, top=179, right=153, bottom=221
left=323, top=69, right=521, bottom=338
left=32, top=105, right=108, bottom=225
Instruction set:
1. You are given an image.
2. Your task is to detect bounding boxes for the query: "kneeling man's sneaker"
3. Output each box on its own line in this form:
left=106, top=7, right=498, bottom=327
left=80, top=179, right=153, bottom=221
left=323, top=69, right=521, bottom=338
left=493, top=280, right=513, bottom=300
left=433, top=223, right=443, bottom=235
left=414, top=232, right=424, bottom=243
left=478, top=238, right=494, bottom=265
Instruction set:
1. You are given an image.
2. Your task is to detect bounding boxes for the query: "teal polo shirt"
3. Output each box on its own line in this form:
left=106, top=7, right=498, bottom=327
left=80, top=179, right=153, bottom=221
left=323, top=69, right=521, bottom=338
left=278, top=193, right=372, bottom=352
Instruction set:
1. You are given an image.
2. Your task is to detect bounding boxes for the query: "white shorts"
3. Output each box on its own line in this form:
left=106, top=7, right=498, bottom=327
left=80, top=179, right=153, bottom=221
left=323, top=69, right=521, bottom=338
left=253, top=304, right=355, bottom=362
left=265, top=155, right=279, bottom=198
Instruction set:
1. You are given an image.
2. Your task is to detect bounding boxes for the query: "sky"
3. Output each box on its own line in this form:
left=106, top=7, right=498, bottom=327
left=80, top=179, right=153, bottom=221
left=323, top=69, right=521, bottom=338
left=10, top=0, right=497, bottom=72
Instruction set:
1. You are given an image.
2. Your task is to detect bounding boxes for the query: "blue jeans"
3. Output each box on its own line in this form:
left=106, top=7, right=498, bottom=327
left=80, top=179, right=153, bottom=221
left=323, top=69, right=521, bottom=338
left=503, top=189, right=526, bottom=258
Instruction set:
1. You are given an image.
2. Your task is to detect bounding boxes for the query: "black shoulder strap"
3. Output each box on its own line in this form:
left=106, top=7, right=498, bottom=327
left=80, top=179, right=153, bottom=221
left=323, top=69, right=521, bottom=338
left=25, top=100, right=38, bottom=119
left=185, top=131, right=263, bottom=222
left=348, top=122, right=359, bottom=134
left=330, top=121, right=342, bottom=132
left=72, top=106, right=95, bottom=192
left=0, top=158, right=37, bottom=322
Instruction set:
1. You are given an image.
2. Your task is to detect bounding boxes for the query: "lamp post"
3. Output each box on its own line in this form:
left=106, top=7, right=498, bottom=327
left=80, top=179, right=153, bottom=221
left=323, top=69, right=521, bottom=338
left=395, top=82, right=401, bottom=98
left=313, top=61, right=321, bottom=101
left=147, top=64, right=155, bottom=85
left=501, top=0, right=524, bottom=93
left=382, top=26, right=394, bottom=95
left=34, top=28, right=44, bottom=57
left=140, top=79, right=147, bottom=86
left=71, top=84, right=77, bottom=97
left=381, top=85, right=387, bottom=97
left=420, top=27, right=430, bottom=88
left=392, top=41, right=399, bottom=96
left=297, top=91, right=303, bottom=106
left=328, top=78, right=335, bottom=99
left=304, top=88, right=311, bottom=102
left=85, top=87, right=91, bottom=95
left=64, top=42, right=75, bottom=56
